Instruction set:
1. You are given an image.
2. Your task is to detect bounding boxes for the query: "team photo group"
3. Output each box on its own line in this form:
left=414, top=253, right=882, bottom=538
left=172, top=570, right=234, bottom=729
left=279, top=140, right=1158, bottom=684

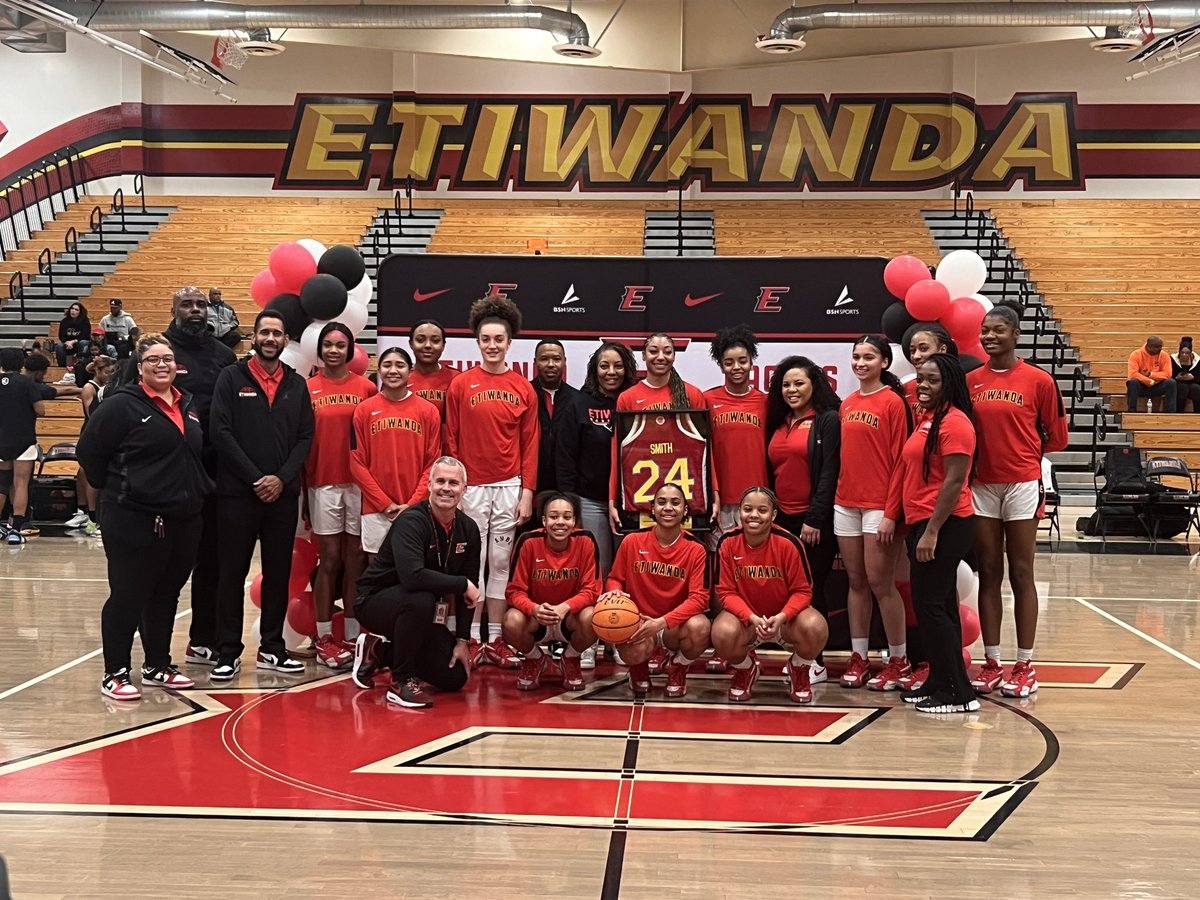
left=78, top=286, right=1066, bottom=717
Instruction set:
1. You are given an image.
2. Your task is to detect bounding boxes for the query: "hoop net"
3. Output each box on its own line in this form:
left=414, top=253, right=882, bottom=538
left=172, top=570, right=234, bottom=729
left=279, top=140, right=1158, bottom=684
left=1134, top=3, right=1155, bottom=43
left=212, top=31, right=248, bottom=70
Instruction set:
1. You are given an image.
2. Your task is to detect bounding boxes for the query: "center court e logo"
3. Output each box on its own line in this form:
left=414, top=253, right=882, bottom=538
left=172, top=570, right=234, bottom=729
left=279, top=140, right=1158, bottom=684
left=554, top=283, right=585, bottom=314
left=826, top=285, right=859, bottom=316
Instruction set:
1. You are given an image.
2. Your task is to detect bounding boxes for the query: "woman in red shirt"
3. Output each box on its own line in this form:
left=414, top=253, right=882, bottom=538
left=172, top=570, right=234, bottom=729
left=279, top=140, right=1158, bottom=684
left=902, top=324, right=956, bottom=419
left=305, top=322, right=377, bottom=668
left=407, top=319, right=456, bottom=417
left=503, top=493, right=600, bottom=692
left=606, top=483, right=710, bottom=698
left=712, top=487, right=828, bottom=704
left=882, top=354, right=979, bottom=713
left=835, top=335, right=912, bottom=691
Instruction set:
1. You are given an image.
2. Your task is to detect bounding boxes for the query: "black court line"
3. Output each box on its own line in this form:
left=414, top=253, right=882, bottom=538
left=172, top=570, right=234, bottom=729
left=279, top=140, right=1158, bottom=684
left=600, top=696, right=644, bottom=900
left=982, top=696, right=1061, bottom=783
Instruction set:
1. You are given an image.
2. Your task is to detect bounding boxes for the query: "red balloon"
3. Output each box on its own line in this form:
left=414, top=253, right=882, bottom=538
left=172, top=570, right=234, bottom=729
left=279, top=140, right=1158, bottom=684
left=269, top=242, right=318, bottom=295
left=904, top=279, right=951, bottom=321
left=249, top=269, right=277, bottom=309
left=960, top=339, right=987, bottom=362
left=348, top=345, right=370, bottom=377
left=962, top=647, right=973, bottom=670
left=249, top=574, right=263, bottom=609
left=959, top=603, right=981, bottom=648
left=884, top=255, right=931, bottom=301
left=942, top=296, right=986, bottom=343
left=287, top=591, right=316, bottom=638
left=293, top=536, right=319, bottom=573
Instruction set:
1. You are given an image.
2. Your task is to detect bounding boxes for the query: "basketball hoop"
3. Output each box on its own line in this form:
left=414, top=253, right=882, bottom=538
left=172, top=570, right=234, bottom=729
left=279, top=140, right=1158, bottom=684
left=212, top=31, right=248, bottom=70
left=1135, top=2, right=1156, bottom=44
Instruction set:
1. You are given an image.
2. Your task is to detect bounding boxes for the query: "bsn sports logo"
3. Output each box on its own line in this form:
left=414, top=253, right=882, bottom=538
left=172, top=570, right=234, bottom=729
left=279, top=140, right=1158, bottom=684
left=826, top=285, right=859, bottom=315
left=554, top=283, right=585, bottom=314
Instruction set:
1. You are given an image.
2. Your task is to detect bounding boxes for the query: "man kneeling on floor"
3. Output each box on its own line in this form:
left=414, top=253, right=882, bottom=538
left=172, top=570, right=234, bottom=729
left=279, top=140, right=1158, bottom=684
left=353, top=456, right=482, bottom=708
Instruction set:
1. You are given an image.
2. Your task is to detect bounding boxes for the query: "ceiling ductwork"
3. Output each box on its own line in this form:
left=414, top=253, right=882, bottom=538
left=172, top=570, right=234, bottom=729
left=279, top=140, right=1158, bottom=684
left=45, top=2, right=598, bottom=56
left=760, top=2, right=1200, bottom=53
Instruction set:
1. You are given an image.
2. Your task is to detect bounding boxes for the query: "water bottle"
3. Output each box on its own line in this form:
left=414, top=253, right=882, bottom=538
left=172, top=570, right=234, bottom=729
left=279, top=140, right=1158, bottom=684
left=1147, top=399, right=1154, bottom=413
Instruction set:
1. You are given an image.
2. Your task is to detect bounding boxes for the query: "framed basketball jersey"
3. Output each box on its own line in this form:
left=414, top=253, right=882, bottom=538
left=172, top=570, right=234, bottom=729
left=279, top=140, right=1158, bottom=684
left=614, top=408, right=713, bottom=532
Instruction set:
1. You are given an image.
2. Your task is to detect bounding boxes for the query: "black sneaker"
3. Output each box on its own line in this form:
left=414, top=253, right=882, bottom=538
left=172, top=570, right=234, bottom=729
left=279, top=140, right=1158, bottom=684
left=352, top=633, right=382, bottom=689
left=256, top=650, right=305, bottom=674
left=140, top=664, right=196, bottom=690
left=210, top=658, right=241, bottom=681
left=901, top=686, right=933, bottom=704
left=915, top=694, right=982, bottom=714
left=386, top=677, right=432, bottom=709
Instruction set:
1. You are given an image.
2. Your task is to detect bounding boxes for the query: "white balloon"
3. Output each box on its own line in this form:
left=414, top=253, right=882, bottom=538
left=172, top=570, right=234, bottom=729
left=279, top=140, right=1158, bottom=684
left=279, top=342, right=313, bottom=376
left=956, top=560, right=980, bottom=612
left=298, top=238, right=327, bottom=264
left=249, top=615, right=262, bottom=649
left=300, top=319, right=326, bottom=362
left=961, top=581, right=980, bottom=614
left=936, top=249, right=987, bottom=299
left=348, top=274, right=373, bottom=307
left=889, top=350, right=914, bottom=381
left=969, top=292, right=994, bottom=313
left=282, top=618, right=307, bottom=653
left=336, top=298, right=369, bottom=337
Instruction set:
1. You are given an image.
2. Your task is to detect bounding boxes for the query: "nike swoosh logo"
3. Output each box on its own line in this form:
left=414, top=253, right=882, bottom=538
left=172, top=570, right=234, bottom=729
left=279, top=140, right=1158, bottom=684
left=684, top=292, right=721, bottom=307
left=470, top=383, right=481, bottom=389
left=140, top=416, right=151, bottom=423
left=635, top=398, right=646, bottom=404
left=371, top=410, right=382, bottom=415
left=311, top=389, right=322, bottom=394
left=536, top=558, right=545, bottom=562
left=733, top=556, right=743, bottom=560
left=972, top=384, right=984, bottom=389
left=413, top=288, right=451, bottom=303
left=712, top=404, right=724, bottom=409
left=639, top=550, right=649, bottom=555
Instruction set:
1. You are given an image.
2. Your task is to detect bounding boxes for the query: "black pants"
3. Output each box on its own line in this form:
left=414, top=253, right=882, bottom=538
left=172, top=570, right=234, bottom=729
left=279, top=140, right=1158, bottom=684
left=99, top=502, right=202, bottom=673
left=907, top=515, right=976, bottom=703
left=1178, top=382, right=1200, bottom=413
left=356, top=587, right=468, bottom=692
left=215, top=493, right=297, bottom=660
left=188, top=492, right=220, bottom=648
left=776, top=511, right=836, bottom=616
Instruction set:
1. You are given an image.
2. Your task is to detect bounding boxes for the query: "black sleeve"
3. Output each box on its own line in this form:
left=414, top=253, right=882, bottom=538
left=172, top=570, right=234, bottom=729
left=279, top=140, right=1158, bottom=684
left=276, top=381, right=315, bottom=485
left=456, top=519, right=483, bottom=641
left=389, top=513, right=469, bottom=598
left=804, top=412, right=841, bottom=531
left=57, top=320, right=68, bottom=343
left=209, top=367, right=263, bottom=486
left=75, top=396, right=127, bottom=489
left=555, top=397, right=583, bottom=492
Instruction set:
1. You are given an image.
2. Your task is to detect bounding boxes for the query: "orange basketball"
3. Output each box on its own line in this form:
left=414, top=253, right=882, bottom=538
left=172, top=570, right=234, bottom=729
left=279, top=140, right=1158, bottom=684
left=592, top=591, right=641, bottom=645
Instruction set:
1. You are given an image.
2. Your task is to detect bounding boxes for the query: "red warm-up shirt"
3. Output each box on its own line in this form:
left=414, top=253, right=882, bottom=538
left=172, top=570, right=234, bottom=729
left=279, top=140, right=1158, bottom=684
left=835, top=386, right=909, bottom=509
left=767, top=412, right=814, bottom=514
left=970, top=359, right=1068, bottom=484
left=609, top=378, right=712, bottom=502
left=885, top=407, right=976, bottom=523
left=305, top=371, right=377, bottom=486
left=704, top=386, right=768, bottom=503
left=350, top=391, right=441, bottom=515
left=716, top=527, right=813, bottom=623
left=606, top=528, right=709, bottom=627
left=445, top=367, right=539, bottom=487
left=409, top=365, right=457, bottom=416
left=505, top=529, right=601, bottom=615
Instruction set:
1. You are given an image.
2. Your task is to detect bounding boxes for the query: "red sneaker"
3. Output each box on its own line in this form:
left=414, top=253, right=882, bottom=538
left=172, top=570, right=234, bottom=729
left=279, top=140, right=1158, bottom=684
left=840, top=652, right=870, bottom=688
left=706, top=655, right=728, bottom=674
left=516, top=653, right=546, bottom=691
left=561, top=656, right=585, bottom=691
left=867, top=655, right=911, bottom=691
left=971, top=657, right=1005, bottom=694
left=628, top=662, right=651, bottom=694
left=647, top=646, right=671, bottom=675
left=1001, top=660, right=1039, bottom=698
left=898, top=661, right=930, bottom=691
left=484, top=636, right=522, bottom=669
left=140, top=664, right=195, bottom=690
left=468, top=638, right=484, bottom=667
left=788, top=663, right=813, bottom=703
left=315, top=633, right=352, bottom=669
left=664, top=660, right=689, bottom=698
left=727, top=663, right=759, bottom=702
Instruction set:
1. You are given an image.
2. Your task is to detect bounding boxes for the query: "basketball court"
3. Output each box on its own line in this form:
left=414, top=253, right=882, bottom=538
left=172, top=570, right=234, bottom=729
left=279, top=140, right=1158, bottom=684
left=2, top=534, right=1198, bottom=897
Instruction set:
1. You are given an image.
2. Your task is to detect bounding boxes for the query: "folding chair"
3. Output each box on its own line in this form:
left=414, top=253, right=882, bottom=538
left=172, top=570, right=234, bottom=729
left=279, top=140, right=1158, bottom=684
left=1094, top=446, right=1152, bottom=544
left=1144, top=456, right=1200, bottom=542
left=1040, top=456, right=1061, bottom=545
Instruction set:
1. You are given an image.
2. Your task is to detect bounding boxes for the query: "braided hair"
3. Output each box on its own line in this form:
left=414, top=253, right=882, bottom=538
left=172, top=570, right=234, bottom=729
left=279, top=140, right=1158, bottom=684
left=919, top=353, right=976, bottom=483
left=645, top=332, right=691, bottom=409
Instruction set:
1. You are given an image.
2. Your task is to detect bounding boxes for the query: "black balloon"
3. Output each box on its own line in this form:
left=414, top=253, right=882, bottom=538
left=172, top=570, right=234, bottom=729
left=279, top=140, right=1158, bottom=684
left=299, top=273, right=349, bottom=321
left=317, top=245, right=366, bottom=291
left=959, top=353, right=985, bottom=374
left=263, top=292, right=309, bottom=340
left=881, top=302, right=917, bottom=343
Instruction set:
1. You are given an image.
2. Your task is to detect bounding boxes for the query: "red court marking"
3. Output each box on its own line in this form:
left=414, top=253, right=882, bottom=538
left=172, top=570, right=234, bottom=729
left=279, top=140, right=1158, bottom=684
left=1033, top=664, right=1112, bottom=685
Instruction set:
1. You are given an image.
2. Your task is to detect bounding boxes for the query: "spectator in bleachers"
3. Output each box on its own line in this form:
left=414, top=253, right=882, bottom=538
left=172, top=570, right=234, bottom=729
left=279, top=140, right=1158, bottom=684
left=207, top=287, right=242, bottom=350
left=55, top=302, right=91, bottom=369
left=1172, top=338, right=1200, bottom=413
left=1126, top=335, right=1177, bottom=413
left=99, top=298, right=137, bottom=358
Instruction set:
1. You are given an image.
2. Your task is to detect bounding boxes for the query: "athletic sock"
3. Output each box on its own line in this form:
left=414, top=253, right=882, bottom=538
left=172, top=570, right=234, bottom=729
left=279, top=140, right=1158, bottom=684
left=564, top=645, right=581, bottom=658
left=487, top=622, right=502, bottom=642
left=984, top=644, right=1001, bottom=662
left=12, top=515, right=26, bottom=532
left=731, top=656, right=755, bottom=670
left=343, top=617, right=360, bottom=640
left=673, top=650, right=691, bottom=665
left=316, top=620, right=332, bottom=638
left=1016, top=647, right=1034, bottom=663
left=527, top=645, right=543, bottom=659
left=84, top=507, right=93, bottom=520
left=888, top=643, right=907, bottom=660
left=470, top=622, right=482, bottom=642
left=851, top=638, right=869, bottom=658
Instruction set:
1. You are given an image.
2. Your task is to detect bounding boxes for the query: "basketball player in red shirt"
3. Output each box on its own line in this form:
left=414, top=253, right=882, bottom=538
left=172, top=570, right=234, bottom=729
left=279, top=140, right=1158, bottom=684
left=882, top=354, right=980, bottom=713
left=606, top=483, right=710, bottom=698
left=407, top=319, right=456, bottom=417
left=503, top=494, right=600, bottom=691
left=712, top=487, right=828, bottom=703
left=969, top=305, right=1068, bottom=698
left=836, top=335, right=913, bottom=691
left=445, top=297, right=539, bottom=668
left=350, top=347, right=441, bottom=558
left=304, top=322, right=377, bottom=668
left=902, top=324, right=956, bottom=420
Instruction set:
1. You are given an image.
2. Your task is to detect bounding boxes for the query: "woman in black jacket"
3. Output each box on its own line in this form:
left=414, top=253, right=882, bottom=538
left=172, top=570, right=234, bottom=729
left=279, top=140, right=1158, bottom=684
left=77, top=333, right=214, bottom=701
left=55, top=302, right=91, bottom=368
left=765, top=356, right=842, bottom=635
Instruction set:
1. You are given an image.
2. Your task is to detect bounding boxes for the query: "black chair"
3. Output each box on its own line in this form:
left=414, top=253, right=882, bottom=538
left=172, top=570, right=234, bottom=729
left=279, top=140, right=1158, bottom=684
left=1040, top=456, right=1061, bottom=545
left=1144, top=456, right=1200, bottom=542
left=1093, top=446, right=1153, bottom=544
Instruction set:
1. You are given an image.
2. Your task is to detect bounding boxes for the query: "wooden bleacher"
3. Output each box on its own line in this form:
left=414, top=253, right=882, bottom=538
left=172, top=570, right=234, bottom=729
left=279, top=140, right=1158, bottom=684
left=427, top=200, right=645, bottom=255
left=991, top=200, right=1200, bottom=464
left=0, top=199, right=96, bottom=289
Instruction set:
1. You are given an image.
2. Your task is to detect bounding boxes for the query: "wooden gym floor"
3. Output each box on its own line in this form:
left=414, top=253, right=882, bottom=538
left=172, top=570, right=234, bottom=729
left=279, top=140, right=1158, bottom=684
left=1, top=532, right=1199, bottom=898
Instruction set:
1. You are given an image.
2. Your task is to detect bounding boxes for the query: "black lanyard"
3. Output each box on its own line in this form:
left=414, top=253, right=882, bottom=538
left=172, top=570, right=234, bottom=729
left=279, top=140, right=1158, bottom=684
left=430, top=510, right=456, bottom=570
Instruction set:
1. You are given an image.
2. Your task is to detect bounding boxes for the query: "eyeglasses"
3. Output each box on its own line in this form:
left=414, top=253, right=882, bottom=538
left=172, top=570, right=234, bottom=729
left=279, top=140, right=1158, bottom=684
left=141, top=355, right=175, bottom=366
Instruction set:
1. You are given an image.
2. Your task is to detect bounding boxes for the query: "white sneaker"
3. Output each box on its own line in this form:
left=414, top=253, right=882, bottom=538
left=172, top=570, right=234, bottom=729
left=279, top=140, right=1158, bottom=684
left=810, top=663, right=828, bottom=685
left=612, top=646, right=626, bottom=666
left=65, top=509, right=89, bottom=528
left=580, top=645, right=596, bottom=670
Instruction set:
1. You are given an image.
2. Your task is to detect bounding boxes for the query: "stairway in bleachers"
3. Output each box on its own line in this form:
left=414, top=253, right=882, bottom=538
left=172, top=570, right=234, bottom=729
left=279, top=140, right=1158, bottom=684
left=643, top=209, right=714, bottom=257
left=356, top=207, right=443, bottom=354
left=923, top=208, right=1129, bottom=502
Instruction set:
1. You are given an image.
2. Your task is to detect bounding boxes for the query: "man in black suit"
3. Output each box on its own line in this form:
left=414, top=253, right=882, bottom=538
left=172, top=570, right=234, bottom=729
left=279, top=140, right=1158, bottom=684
left=530, top=339, right=578, bottom=493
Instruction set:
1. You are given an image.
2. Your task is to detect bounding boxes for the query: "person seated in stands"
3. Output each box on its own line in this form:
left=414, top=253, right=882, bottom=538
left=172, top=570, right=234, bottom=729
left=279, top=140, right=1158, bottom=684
left=55, top=302, right=91, bottom=370
left=99, top=298, right=137, bottom=358
left=1172, top=338, right=1200, bottom=414
left=207, top=287, right=242, bottom=350
left=1126, top=335, right=1176, bottom=413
